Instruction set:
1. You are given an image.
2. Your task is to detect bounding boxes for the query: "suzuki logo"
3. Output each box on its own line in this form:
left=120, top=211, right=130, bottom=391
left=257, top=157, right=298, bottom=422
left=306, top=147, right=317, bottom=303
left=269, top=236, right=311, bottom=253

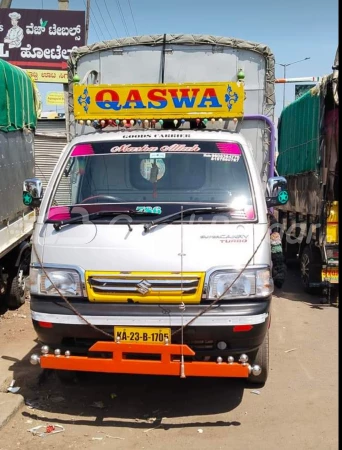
left=136, top=280, right=152, bottom=295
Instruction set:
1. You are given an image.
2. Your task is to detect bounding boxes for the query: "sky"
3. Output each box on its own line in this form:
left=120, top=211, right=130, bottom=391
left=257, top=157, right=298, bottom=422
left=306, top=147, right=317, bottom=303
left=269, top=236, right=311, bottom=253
left=5, top=0, right=339, bottom=119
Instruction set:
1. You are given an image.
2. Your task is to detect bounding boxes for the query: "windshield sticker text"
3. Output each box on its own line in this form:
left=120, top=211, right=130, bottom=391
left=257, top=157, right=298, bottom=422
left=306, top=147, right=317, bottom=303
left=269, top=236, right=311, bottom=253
left=136, top=206, right=162, bottom=214
left=150, top=152, right=165, bottom=159
left=122, top=134, right=191, bottom=139
left=203, top=153, right=240, bottom=162
left=110, top=144, right=201, bottom=153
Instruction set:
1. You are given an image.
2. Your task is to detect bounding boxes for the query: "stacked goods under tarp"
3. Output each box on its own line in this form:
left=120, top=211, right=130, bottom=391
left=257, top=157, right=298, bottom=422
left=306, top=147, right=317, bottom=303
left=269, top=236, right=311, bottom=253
left=277, top=73, right=338, bottom=215
left=0, top=58, right=39, bottom=132
left=0, top=58, right=37, bottom=227
left=276, top=47, right=339, bottom=298
left=0, top=59, right=39, bottom=308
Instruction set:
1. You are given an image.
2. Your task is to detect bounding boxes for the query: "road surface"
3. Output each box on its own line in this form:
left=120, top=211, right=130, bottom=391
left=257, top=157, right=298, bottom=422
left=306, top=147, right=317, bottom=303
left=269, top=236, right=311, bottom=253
left=0, top=267, right=338, bottom=450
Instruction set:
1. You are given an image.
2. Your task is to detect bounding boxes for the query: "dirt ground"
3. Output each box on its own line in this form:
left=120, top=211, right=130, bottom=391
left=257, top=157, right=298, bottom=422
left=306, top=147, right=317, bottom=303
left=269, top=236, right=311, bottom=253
left=0, top=267, right=338, bottom=450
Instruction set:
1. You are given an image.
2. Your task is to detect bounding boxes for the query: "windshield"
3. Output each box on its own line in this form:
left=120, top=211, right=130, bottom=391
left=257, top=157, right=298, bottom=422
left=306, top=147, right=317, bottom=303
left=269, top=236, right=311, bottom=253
left=50, top=139, right=255, bottom=221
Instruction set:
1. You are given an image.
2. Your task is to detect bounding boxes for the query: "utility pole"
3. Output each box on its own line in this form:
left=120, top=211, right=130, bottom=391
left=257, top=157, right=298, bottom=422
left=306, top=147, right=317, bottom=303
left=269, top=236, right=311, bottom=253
left=58, top=0, right=69, bottom=10
left=85, top=0, right=90, bottom=44
left=277, top=57, right=310, bottom=109
left=0, top=0, right=12, bottom=8
left=58, top=0, right=69, bottom=132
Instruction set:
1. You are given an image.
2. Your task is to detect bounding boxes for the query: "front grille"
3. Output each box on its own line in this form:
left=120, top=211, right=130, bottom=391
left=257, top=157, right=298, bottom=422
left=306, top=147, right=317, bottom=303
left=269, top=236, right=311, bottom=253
left=90, top=277, right=199, bottom=294
left=86, top=272, right=205, bottom=304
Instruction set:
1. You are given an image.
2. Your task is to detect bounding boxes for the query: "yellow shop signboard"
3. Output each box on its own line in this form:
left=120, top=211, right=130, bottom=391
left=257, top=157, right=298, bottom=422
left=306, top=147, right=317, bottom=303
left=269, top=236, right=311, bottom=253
left=46, top=92, right=65, bottom=105
left=73, top=82, right=244, bottom=120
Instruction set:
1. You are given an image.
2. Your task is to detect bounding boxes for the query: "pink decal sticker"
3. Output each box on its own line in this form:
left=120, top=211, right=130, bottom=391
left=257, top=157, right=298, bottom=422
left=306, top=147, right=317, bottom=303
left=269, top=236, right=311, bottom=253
left=216, top=142, right=241, bottom=155
left=230, top=206, right=255, bottom=220
left=244, top=206, right=255, bottom=220
left=47, top=206, right=71, bottom=221
left=71, top=144, right=94, bottom=157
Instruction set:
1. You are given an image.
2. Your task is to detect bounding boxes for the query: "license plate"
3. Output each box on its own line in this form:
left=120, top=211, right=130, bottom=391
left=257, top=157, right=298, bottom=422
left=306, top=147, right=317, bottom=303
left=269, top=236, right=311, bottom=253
left=114, top=327, right=171, bottom=344
left=322, top=268, right=339, bottom=284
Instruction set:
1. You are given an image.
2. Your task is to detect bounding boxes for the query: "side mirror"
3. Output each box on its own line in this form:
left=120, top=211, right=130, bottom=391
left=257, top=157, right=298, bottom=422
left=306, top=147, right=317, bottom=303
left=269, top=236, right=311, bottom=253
left=23, top=178, right=43, bottom=208
left=266, top=176, right=289, bottom=208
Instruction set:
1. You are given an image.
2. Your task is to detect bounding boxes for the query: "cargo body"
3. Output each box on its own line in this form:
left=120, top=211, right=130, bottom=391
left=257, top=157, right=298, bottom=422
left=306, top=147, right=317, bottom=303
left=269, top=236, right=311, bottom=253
left=276, top=48, right=339, bottom=302
left=68, top=35, right=275, bottom=186
left=0, top=59, right=37, bottom=308
left=27, top=35, right=286, bottom=383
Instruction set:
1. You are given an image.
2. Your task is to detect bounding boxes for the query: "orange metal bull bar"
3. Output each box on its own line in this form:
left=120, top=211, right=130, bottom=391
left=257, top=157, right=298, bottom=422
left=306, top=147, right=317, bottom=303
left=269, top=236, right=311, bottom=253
left=37, top=342, right=251, bottom=378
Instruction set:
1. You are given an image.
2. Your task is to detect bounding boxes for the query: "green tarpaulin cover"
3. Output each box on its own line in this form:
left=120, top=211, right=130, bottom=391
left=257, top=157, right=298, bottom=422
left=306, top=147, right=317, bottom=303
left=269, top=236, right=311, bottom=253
left=277, top=89, right=320, bottom=175
left=0, top=58, right=37, bottom=132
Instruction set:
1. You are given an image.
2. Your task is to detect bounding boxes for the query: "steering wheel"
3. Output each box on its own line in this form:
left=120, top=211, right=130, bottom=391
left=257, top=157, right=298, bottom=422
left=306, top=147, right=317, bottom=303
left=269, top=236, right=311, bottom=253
left=80, top=195, right=124, bottom=204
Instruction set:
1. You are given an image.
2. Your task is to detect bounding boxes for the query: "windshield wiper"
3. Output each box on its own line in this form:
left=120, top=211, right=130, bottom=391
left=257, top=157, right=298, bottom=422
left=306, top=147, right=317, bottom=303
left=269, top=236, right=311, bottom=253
left=46, top=210, right=159, bottom=232
left=143, top=206, right=235, bottom=232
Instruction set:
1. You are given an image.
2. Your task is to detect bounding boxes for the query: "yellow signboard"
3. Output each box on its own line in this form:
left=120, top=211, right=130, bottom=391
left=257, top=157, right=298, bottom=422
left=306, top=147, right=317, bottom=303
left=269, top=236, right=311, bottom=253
left=46, top=92, right=65, bottom=106
left=322, top=268, right=339, bottom=284
left=74, top=82, right=244, bottom=120
left=25, top=69, right=68, bottom=84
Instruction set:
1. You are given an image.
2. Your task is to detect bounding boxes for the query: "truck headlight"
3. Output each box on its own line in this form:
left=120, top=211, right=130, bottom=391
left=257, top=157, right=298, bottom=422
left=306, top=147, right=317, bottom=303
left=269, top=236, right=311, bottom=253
left=208, top=268, right=273, bottom=299
left=30, top=268, right=83, bottom=296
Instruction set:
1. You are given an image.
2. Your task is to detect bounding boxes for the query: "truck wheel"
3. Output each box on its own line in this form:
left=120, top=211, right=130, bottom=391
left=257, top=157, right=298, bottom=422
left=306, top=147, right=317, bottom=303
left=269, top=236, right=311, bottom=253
left=6, top=249, right=30, bottom=309
left=248, top=330, right=269, bottom=385
left=6, top=275, right=26, bottom=309
left=300, top=246, right=322, bottom=294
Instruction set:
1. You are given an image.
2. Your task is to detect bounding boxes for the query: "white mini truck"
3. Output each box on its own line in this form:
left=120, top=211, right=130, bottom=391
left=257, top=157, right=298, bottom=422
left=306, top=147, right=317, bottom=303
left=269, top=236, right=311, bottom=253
left=26, top=35, right=288, bottom=384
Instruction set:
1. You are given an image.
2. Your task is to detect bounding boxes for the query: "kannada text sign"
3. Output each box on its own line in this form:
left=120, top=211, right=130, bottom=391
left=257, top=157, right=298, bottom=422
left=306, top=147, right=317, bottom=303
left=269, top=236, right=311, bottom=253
left=0, top=8, right=85, bottom=80
left=25, top=68, right=68, bottom=83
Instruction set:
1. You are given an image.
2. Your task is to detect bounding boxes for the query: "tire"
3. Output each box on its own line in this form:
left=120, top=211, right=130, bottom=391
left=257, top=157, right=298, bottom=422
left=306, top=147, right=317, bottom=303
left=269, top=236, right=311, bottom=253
left=248, top=330, right=269, bottom=385
left=300, top=246, right=322, bottom=294
left=6, top=275, right=26, bottom=309
left=6, top=248, right=30, bottom=310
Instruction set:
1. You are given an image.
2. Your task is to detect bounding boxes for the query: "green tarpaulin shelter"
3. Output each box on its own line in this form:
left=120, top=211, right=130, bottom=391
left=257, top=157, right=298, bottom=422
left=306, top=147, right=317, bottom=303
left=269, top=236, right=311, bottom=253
left=0, top=58, right=38, bottom=132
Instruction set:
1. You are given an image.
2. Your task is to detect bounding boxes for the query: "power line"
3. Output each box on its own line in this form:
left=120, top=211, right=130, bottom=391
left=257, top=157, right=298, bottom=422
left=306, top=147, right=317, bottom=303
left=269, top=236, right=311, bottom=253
left=94, top=0, right=114, bottom=40
left=104, top=0, right=120, bottom=38
left=89, top=2, right=106, bottom=40
left=83, top=0, right=103, bottom=41
left=127, top=0, right=138, bottom=35
left=83, top=0, right=101, bottom=41
left=89, top=14, right=102, bottom=41
left=116, top=0, right=130, bottom=36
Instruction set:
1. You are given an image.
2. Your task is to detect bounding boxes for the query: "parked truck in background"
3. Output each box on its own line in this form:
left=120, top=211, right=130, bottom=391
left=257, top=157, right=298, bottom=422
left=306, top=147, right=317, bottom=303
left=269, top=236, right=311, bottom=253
left=0, top=59, right=38, bottom=308
left=26, top=34, right=289, bottom=384
left=276, top=47, right=339, bottom=304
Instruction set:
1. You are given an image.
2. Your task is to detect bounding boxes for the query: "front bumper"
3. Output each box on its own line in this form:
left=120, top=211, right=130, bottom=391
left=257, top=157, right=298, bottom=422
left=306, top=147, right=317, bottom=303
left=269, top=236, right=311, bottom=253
left=31, top=295, right=271, bottom=356
left=31, top=341, right=262, bottom=378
